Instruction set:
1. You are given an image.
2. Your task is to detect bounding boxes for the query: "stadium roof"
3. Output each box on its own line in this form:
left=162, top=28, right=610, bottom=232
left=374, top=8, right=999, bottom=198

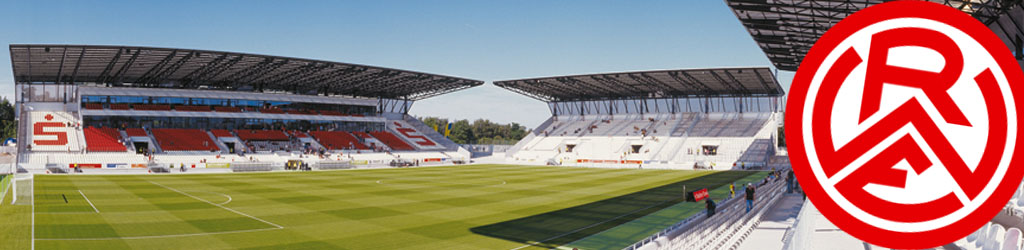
left=726, top=0, right=1018, bottom=71
left=493, top=67, right=784, bottom=102
left=9, top=44, right=483, bottom=100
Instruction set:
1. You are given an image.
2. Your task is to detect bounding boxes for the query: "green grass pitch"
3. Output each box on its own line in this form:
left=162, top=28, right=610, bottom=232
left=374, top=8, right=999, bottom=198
left=0, top=164, right=767, bottom=250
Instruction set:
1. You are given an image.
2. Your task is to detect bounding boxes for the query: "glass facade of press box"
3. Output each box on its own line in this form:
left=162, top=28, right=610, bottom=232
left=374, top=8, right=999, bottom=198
left=81, top=95, right=376, bottom=115
left=16, top=84, right=79, bottom=103
left=82, top=116, right=385, bottom=132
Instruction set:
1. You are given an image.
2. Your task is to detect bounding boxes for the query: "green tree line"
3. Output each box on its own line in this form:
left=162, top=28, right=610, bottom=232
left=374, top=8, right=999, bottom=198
left=0, top=98, right=15, bottom=141
left=418, top=117, right=530, bottom=145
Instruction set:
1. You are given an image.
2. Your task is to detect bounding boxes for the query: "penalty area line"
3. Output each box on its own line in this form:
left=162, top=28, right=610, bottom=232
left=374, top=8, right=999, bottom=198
left=78, top=190, right=99, bottom=213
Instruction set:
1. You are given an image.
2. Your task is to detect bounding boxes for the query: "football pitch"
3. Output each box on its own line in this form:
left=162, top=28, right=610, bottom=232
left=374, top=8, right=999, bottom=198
left=0, top=164, right=767, bottom=250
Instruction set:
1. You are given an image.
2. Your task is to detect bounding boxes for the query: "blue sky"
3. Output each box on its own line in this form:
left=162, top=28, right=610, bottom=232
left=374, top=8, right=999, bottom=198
left=0, top=0, right=792, bottom=128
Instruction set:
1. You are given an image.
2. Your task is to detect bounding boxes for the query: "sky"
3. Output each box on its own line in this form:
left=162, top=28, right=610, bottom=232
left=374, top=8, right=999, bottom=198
left=0, top=0, right=792, bottom=129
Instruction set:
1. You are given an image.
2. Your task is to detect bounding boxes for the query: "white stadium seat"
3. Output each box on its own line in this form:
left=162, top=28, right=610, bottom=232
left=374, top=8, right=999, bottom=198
left=1004, top=228, right=1022, bottom=250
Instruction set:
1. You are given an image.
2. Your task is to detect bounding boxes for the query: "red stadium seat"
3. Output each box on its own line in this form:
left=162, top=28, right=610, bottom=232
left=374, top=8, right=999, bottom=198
left=83, top=103, right=104, bottom=110
left=109, top=104, right=131, bottom=110
left=151, top=128, right=220, bottom=151
left=211, top=129, right=235, bottom=138
left=133, top=104, right=172, bottom=111
left=214, top=106, right=242, bottom=113
left=369, top=131, right=415, bottom=151
left=351, top=131, right=373, bottom=139
left=309, top=131, right=368, bottom=150
left=125, top=128, right=148, bottom=137
left=175, top=105, right=211, bottom=112
left=289, top=130, right=309, bottom=138
left=83, top=127, right=127, bottom=152
left=259, top=108, right=285, bottom=114
left=319, top=110, right=347, bottom=116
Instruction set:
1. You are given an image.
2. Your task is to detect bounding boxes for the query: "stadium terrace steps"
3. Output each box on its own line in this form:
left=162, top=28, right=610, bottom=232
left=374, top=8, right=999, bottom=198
left=310, top=131, right=368, bottom=150
left=151, top=128, right=221, bottom=152
left=83, top=127, right=127, bottom=152
left=369, top=131, right=415, bottom=151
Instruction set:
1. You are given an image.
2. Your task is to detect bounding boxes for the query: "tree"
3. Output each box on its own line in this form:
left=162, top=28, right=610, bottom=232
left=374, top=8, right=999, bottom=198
left=415, top=116, right=530, bottom=145
left=0, top=98, right=15, bottom=140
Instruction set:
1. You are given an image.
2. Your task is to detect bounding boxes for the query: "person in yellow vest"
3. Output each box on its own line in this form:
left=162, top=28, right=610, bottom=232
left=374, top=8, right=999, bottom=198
left=730, top=183, right=736, bottom=199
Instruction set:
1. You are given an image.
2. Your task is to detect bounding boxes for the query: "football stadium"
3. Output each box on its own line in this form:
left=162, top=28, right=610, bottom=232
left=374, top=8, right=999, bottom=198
left=0, top=0, right=1023, bottom=250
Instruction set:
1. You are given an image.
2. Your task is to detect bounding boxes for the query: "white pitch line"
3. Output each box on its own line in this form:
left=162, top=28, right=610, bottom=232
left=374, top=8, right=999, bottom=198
left=36, top=227, right=283, bottom=241
left=78, top=190, right=99, bottom=213
left=186, top=190, right=233, bottom=205
left=148, top=181, right=283, bottom=229
left=32, top=181, right=35, bottom=250
left=509, top=199, right=674, bottom=250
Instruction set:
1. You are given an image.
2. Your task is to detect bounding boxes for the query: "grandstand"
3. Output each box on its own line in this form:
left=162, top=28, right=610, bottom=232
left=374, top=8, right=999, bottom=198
left=11, top=44, right=482, bottom=170
left=495, top=67, right=785, bottom=170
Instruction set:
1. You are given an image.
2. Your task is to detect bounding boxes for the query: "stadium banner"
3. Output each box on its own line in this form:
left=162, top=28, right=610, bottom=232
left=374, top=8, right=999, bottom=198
left=423, top=158, right=442, bottom=163
left=131, top=164, right=147, bottom=168
left=445, top=122, right=452, bottom=137
left=686, top=188, right=710, bottom=202
left=576, top=159, right=643, bottom=165
left=206, top=163, right=230, bottom=168
left=106, top=163, right=128, bottom=169
left=351, top=160, right=369, bottom=165
left=69, top=163, right=102, bottom=169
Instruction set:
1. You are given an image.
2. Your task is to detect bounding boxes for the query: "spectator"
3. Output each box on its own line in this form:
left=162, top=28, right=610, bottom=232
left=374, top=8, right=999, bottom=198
left=787, top=170, right=795, bottom=193
left=730, top=182, right=735, bottom=198
left=706, top=197, right=716, bottom=218
left=745, top=183, right=755, bottom=213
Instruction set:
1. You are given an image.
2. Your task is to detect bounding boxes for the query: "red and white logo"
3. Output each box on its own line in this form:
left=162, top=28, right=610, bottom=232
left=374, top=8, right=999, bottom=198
left=786, top=1, right=1024, bottom=248
left=33, top=113, right=68, bottom=146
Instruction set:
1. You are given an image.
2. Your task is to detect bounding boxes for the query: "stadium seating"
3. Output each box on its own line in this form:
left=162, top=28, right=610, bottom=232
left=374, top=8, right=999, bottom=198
left=657, top=180, right=786, bottom=250
left=150, top=128, right=220, bottom=151
left=83, top=127, right=127, bottom=152
left=132, top=104, right=172, bottom=111
left=125, top=128, right=148, bottom=137
left=214, top=106, right=242, bottom=112
left=688, top=113, right=770, bottom=137
left=320, top=110, right=347, bottom=116
left=370, top=131, right=415, bottom=151
left=286, top=110, right=317, bottom=115
left=109, top=103, right=131, bottom=110
left=83, top=103, right=104, bottom=110
left=309, top=131, right=367, bottom=150
left=175, top=105, right=211, bottom=112
left=211, top=129, right=235, bottom=138
left=351, top=131, right=373, bottom=139
left=289, top=130, right=309, bottom=138
left=259, top=108, right=285, bottom=114
left=235, top=129, right=289, bottom=141
left=1005, top=228, right=1022, bottom=250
